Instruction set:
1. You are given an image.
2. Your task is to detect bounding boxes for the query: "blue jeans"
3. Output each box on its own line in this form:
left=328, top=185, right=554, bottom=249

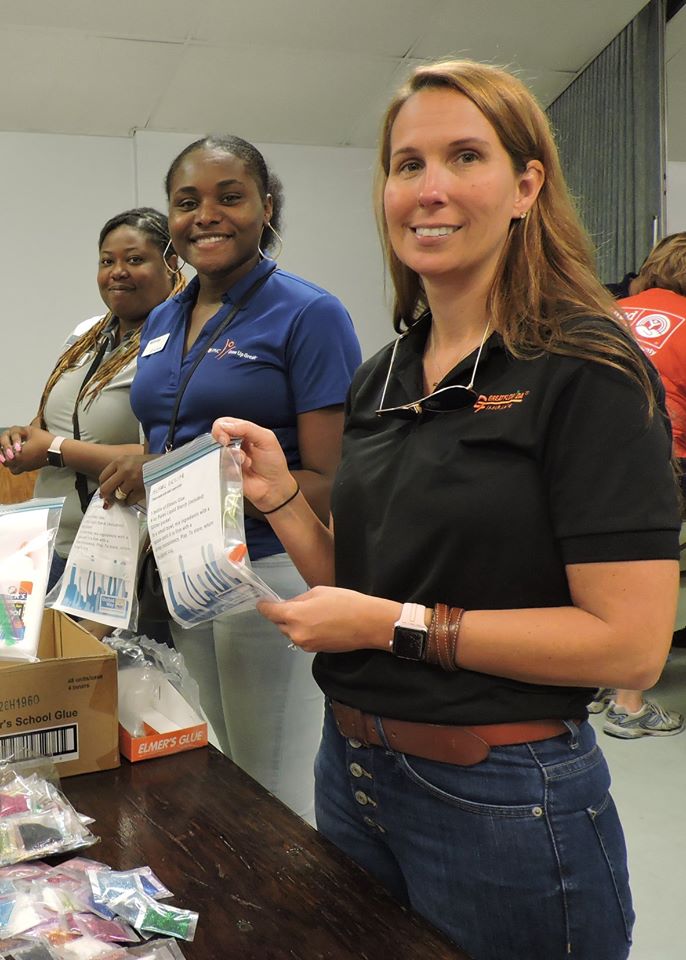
left=315, top=702, right=633, bottom=960
left=47, top=552, right=67, bottom=593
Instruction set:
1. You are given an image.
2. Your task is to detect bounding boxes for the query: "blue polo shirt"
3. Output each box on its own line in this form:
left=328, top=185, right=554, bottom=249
left=131, top=258, right=361, bottom=560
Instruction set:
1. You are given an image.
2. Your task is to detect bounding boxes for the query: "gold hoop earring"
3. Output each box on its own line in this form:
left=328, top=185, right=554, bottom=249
left=258, top=222, right=283, bottom=260
left=163, top=239, right=186, bottom=275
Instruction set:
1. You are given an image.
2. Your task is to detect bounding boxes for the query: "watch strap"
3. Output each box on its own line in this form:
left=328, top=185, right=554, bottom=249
left=391, top=602, right=428, bottom=660
left=394, top=602, right=427, bottom=631
left=47, top=435, right=66, bottom=467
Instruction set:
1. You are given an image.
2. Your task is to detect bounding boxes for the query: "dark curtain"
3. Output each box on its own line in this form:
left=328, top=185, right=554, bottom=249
left=547, top=0, right=665, bottom=284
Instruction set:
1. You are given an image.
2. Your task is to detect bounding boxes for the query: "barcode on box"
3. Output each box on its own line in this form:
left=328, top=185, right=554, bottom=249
left=0, top=724, right=79, bottom=764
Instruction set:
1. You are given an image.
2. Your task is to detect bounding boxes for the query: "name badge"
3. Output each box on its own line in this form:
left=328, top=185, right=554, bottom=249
left=142, top=334, right=170, bottom=357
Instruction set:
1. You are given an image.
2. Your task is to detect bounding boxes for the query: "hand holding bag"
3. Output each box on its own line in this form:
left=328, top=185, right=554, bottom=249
left=135, top=265, right=277, bottom=621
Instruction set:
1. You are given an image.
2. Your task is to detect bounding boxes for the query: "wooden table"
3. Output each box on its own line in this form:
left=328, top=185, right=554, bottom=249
left=60, top=747, right=469, bottom=959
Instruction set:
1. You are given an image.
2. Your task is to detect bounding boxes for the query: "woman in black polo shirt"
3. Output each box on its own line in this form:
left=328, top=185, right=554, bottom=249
left=211, top=61, right=680, bottom=960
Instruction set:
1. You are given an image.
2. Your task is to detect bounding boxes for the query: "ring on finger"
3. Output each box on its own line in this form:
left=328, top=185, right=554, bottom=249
left=113, top=486, right=128, bottom=502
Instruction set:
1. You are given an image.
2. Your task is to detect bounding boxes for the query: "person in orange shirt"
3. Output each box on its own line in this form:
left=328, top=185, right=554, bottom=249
left=590, top=233, right=686, bottom=738
left=621, top=233, right=686, bottom=466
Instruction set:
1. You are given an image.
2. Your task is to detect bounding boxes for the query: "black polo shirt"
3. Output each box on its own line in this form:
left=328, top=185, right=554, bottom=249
left=313, top=315, right=681, bottom=725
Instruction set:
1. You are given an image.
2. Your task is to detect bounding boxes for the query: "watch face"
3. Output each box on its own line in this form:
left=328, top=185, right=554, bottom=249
left=392, top=626, right=426, bottom=660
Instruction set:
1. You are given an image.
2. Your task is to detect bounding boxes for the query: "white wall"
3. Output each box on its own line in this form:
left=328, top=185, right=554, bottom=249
left=2, top=129, right=389, bottom=426
left=666, top=160, right=686, bottom=233
left=1, top=131, right=134, bottom=424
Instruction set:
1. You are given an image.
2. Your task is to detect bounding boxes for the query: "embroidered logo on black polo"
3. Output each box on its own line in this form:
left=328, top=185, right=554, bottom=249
left=473, top=390, right=529, bottom=412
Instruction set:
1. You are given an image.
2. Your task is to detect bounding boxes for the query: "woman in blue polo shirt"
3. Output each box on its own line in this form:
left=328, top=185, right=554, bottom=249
left=211, top=63, right=680, bottom=960
left=100, top=136, right=361, bottom=823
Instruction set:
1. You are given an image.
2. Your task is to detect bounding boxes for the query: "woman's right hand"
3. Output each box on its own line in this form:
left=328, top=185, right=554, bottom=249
left=0, top=425, right=30, bottom=464
left=212, top=418, right=295, bottom=513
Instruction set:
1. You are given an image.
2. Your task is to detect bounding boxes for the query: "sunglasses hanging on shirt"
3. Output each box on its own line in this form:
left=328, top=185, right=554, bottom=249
left=376, top=321, right=491, bottom=418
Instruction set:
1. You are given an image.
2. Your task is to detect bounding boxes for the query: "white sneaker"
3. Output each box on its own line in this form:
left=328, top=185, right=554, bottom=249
left=587, top=688, right=615, bottom=714
left=603, top=700, right=685, bottom=739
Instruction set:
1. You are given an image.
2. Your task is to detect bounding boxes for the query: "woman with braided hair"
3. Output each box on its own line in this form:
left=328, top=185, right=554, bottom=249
left=0, top=207, right=185, bottom=589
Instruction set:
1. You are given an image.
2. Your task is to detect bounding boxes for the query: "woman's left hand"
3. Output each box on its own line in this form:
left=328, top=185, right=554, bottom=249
left=257, top=586, right=401, bottom=654
left=1, top=425, right=54, bottom=473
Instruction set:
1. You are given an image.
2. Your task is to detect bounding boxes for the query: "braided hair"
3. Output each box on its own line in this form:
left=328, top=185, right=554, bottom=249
left=37, top=208, right=186, bottom=424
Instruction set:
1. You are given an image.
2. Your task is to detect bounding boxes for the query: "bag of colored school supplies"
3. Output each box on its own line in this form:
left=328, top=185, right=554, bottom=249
left=0, top=499, right=63, bottom=662
left=0, top=756, right=97, bottom=868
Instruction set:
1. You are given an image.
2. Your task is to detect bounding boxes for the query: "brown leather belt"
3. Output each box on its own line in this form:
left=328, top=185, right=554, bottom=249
left=331, top=700, right=573, bottom=766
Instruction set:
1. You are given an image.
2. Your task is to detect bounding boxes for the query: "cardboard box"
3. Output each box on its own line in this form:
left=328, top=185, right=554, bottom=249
left=118, top=668, right=208, bottom=762
left=0, top=610, right=119, bottom=777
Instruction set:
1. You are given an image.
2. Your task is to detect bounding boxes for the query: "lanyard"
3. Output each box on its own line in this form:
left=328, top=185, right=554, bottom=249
left=72, top=317, right=118, bottom=513
left=163, top=264, right=277, bottom=452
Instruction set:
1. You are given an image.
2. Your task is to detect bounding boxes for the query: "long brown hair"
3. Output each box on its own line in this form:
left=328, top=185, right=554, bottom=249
left=376, top=60, right=653, bottom=400
left=37, top=208, right=186, bottom=425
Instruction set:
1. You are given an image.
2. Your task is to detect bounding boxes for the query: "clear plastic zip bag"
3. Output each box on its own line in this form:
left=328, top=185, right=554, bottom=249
left=220, top=438, right=249, bottom=567
left=47, top=494, right=144, bottom=633
left=0, top=499, right=64, bottom=662
left=142, top=434, right=280, bottom=629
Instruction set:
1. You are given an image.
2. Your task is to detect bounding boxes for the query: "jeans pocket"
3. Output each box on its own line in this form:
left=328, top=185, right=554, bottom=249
left=395, top=752, right=541, bottom=818
left=586, top=792, right=635, bottom=942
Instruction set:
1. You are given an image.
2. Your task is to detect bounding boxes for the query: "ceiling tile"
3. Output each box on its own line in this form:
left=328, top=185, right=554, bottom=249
left=412, top=0, right=647, bottom=73
left=194, top=0, right=443, bottom=57
left=149, top=43, right=399, bottom=145
left=0, top=31, right=182, bottom=135
left=0, top=0, right=198, bottom=41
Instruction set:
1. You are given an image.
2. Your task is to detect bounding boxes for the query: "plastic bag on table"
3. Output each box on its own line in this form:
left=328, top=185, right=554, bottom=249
left=0, top=938, right=61, bottom=958
left=51, top=936, right=127, bottom=959
left=0, top=759, right=97, bottom=867
left=103, top=635, right=202, bottom=739
left=0, top=499, right=64, bottom=662
left=48, top=495, right=144, bottom=634
left=125, top=941, right=187, bottom=959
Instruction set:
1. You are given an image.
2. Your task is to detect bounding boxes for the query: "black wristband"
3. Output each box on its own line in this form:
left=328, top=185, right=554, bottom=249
left=262, top=480, right=300, bottom=515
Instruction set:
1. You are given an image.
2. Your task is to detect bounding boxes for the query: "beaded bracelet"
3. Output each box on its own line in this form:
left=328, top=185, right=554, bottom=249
left=262, top=480, right=301, bottom=516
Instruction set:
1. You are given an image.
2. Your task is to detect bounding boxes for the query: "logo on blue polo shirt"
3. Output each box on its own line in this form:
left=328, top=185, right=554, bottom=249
left=207, top=338, right=258, bottom=362
left=213, top=338, right=236, bottom=359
